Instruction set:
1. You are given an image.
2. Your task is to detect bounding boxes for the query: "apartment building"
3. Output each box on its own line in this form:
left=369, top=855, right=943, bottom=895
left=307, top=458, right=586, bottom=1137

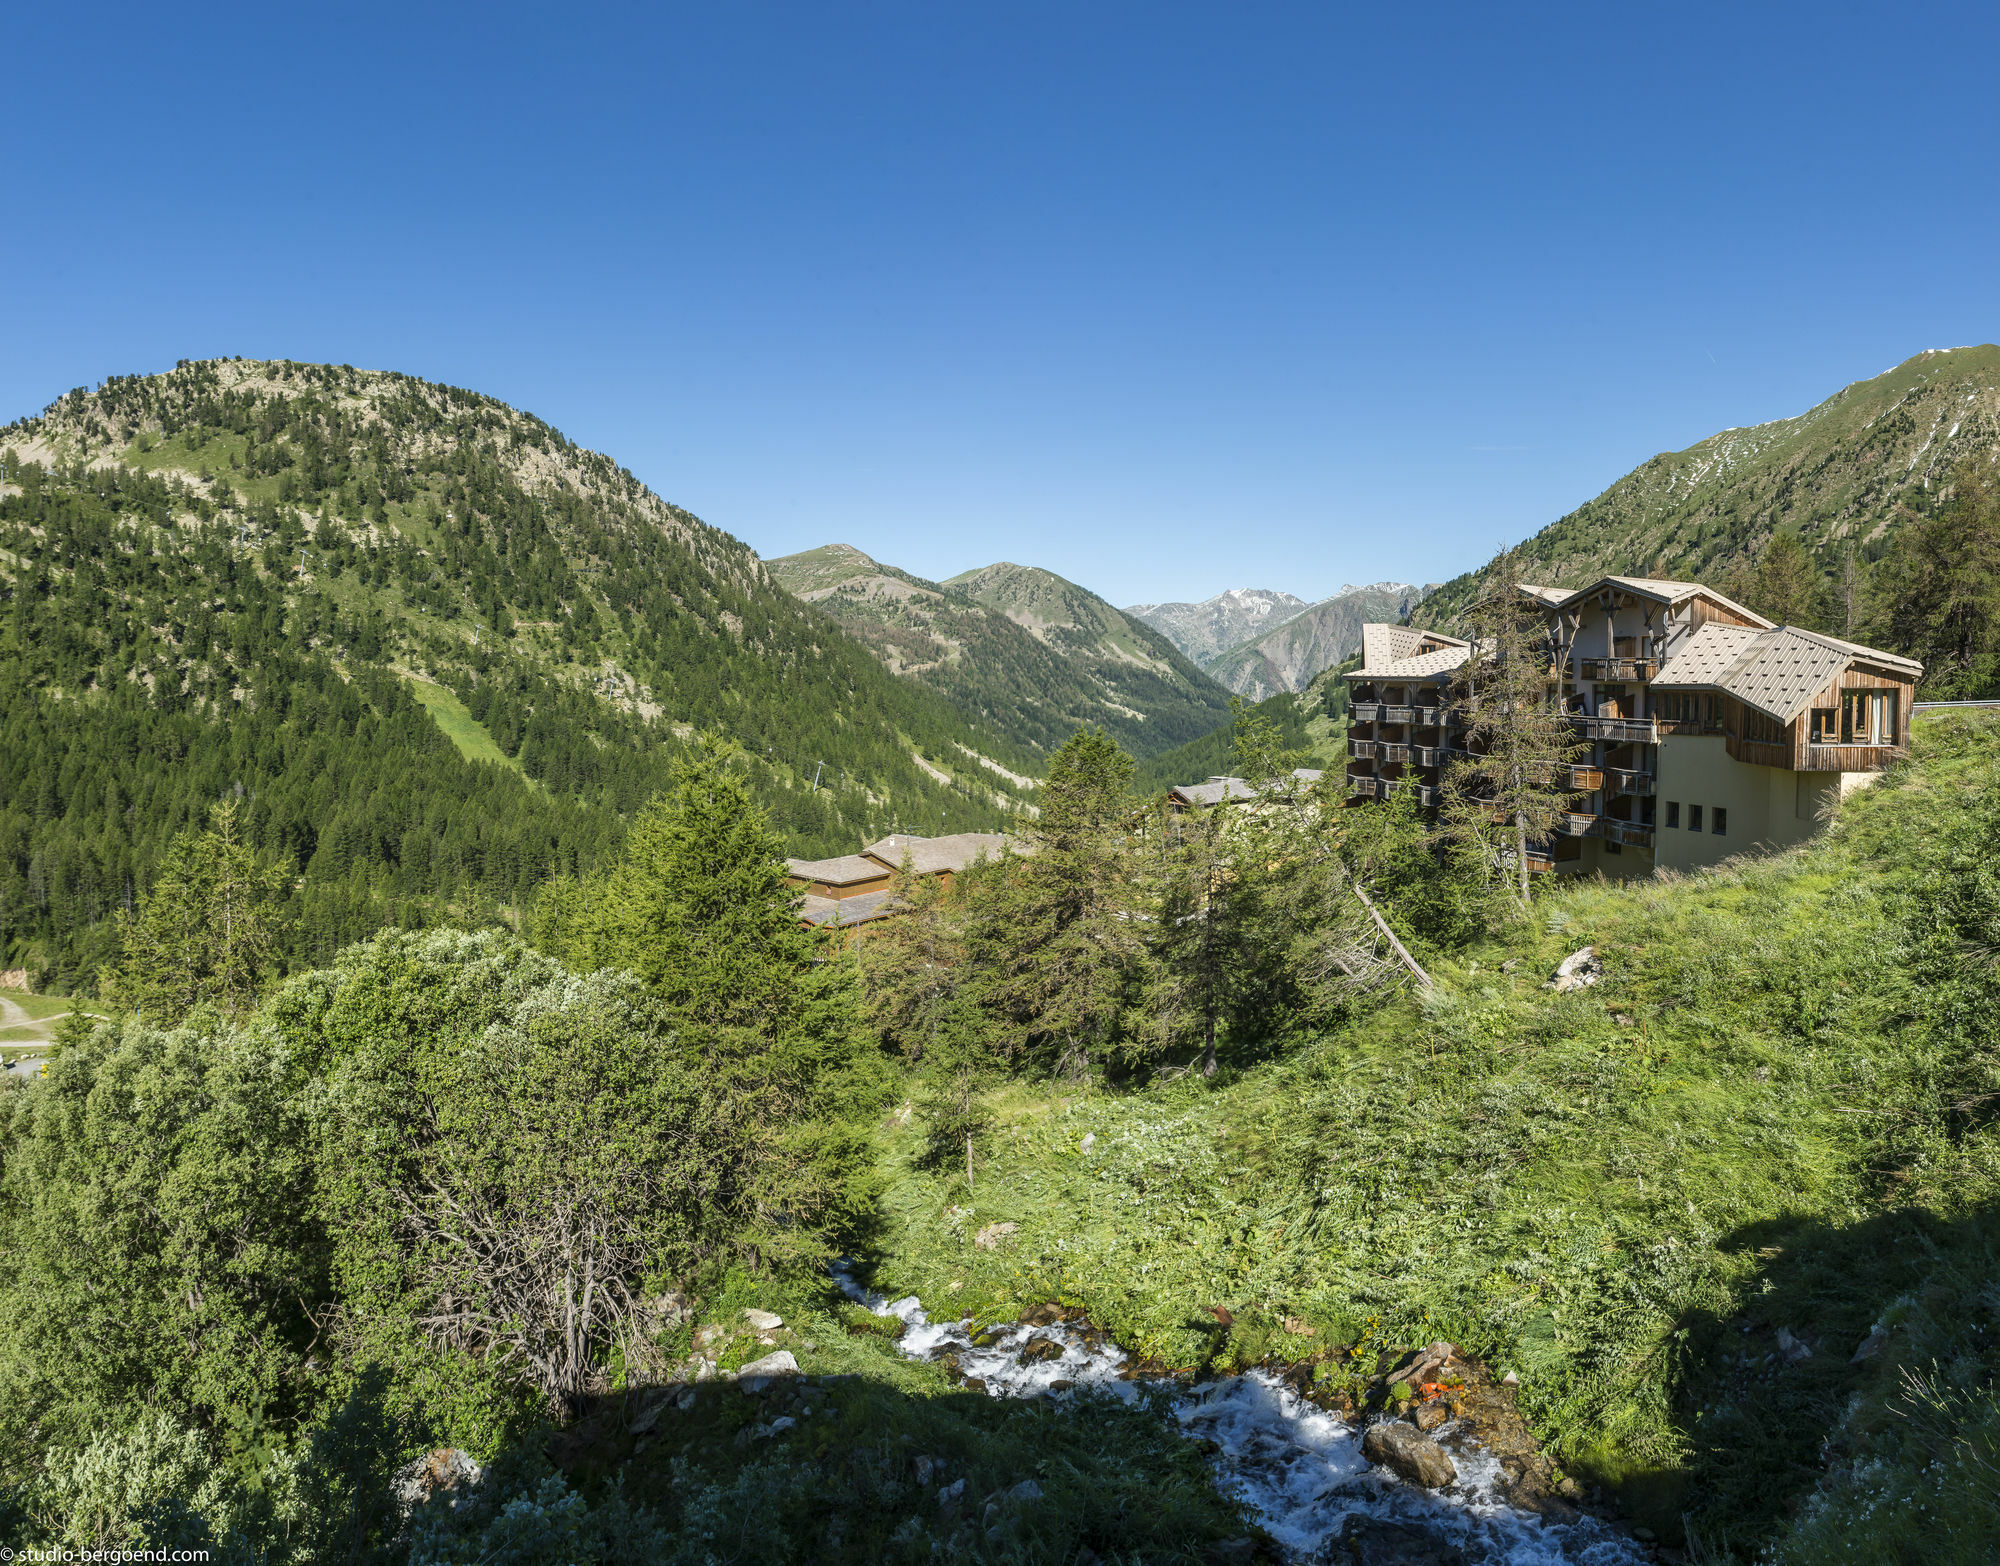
left=1345, top=576, right=1922, bottom=875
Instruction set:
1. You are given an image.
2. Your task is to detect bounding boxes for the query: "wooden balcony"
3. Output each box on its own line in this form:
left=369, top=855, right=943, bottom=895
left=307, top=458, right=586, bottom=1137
left=1806, top=742, right=1908, bottom=773
left=1581, top=657, right=1655, bottom=682
left=1349, top=701, right=1384, bottom=724
left=1348, top=738, right=1378, bottom=761
left=1347, top=772, right=1384, bottom=799
left=1410, top=744, right=1442, bottom=767
left=1411, top=704, right=1444, bottom=726
left=1380, top=705, right=1414, bottom=724
left=1553, top=810, right=1602, bottom=839
left=1606, top=819, right=1654, bottom=848
left=1379, top=742, right=1410, bottom=765
left=1564, top=764, right=1604, bottom=791
left=1605, top=768, right=1654, bottom=797
left=1572, top=715, right=1661, bottom=745
left=1388, top=779, right=1442, bottom=806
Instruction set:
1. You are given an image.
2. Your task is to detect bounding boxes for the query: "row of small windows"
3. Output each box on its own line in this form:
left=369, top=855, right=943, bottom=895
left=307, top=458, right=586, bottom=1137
left=1663, top=801, right=1726, bottom=835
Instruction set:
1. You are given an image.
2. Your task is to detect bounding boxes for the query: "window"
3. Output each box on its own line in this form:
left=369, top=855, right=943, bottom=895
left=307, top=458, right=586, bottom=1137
left=1689, top=804, right=1703, bottom=832
left=1811, top=707, right=1837, bottom=743
left=1744, top=709, right=1784, bottom=745
left=1665, top=801, right=1680, bottom=829
left=1831, top=689, right=1899, bottom=745
left=1713, top=807, right=1727, bottom=836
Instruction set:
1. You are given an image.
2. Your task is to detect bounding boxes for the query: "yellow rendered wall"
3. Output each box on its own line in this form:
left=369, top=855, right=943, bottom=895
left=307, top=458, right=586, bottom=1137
left=1656, top=736, right=1835, bottom=871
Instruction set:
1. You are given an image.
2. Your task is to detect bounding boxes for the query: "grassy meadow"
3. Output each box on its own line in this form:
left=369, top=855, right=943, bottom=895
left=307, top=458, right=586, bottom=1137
left=846, top=710, right=2000, bottom=1559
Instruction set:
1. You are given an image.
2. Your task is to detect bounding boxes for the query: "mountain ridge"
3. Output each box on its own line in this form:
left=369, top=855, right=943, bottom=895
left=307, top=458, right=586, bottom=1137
left=1420, top=344, right=2000, bottom=629
left=1123, top=587, right=1312, bottom=667
left=0, top=358, right=1032, bottom=983
left=767, top=546, right=1234, bottom=759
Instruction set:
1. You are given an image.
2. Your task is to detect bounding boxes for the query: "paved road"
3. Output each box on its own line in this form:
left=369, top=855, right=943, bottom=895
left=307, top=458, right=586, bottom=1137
left=0, top=993, right=61, bottom=1078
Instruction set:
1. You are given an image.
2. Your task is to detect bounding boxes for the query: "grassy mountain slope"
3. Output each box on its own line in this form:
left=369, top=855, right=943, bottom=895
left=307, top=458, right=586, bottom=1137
left=768, top=542, right=1211, bottom=760
left=1130, top=658, right=1354, bottom=794
left=1204, top=582, right=1423, bottom=698
left=1423, top=345, right=2000, bottom=628
left=932, top=561, right=1236, bottom=755
left=1123, top=588, right=1310, bottom=667
left=0, top=359, right=1030, bottom=986
left=863, top=710, right=2000, bottom=1559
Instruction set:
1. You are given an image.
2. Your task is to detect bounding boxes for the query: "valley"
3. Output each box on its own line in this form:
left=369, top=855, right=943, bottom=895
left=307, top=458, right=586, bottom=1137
left=5, top=345, right=2000, bottom=1565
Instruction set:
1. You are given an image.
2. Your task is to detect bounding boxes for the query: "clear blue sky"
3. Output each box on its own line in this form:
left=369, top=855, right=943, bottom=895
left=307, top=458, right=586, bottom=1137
left=4, top=2, right=1996, bottom=606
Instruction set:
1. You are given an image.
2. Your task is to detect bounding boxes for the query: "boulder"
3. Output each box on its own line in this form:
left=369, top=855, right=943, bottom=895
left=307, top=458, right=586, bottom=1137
left=1413, top=1401, right=1448, bottom=1432
left=1360, top=1420, right=1457, bottom=1489
left=1005, top=1479, right=1042, bottom=1503
left=743, top=1308, right=784, bottom=1331
left=1019, top=1337, right=1064, bottom=1365
left=1851, top=1325, right=1890, bottom=1364
left=937, top=1477, right=966, bottom=1511
left=392, top=1448, right=484, bottom=1514
left=913, top=1455, right=935, bottom=1487
left=1776, top=1328, right=1813, bottom=1364
left=738, top=1349, right=800, bottom=1392
left=1547, top=946, right=1601, bottom=992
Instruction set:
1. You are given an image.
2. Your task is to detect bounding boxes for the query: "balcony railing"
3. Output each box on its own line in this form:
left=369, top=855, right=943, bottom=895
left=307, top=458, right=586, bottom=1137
left=1605, top=768, right=1653, bottom=797
left=1380, top=742, right=1410, bottom=765
left=1411, top=704, right=1444, bottom=726
left=1580, top=657, right=1655, bottom=682
left=1410, top=744, right=1442, bottom=767
left=1348, top=738, right=1378, bottom=761
left=1388, top=779, right=1441, bottom=807
left=1349, top=701, right=1384, bottom=724
left=1380, top=705, right=1414, bottom=724
left=1347, top=773, right=1383, bottom=799
left=1553, top=810, right=1602, bottom=839
left=1564, top=764, right=1605, bottom=791
left=1571, top=715, right=1661, bottom=745
left=1606, top=819, right=1655, bottom=848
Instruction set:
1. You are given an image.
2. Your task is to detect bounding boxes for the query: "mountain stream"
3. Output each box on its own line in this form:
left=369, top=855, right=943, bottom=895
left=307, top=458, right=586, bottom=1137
left=833, top=1266, right=1648, bottom=1564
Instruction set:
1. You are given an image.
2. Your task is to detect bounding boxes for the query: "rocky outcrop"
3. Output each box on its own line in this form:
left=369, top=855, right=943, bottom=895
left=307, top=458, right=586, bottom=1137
left=1360, top=1420, right=1457, bottom=1488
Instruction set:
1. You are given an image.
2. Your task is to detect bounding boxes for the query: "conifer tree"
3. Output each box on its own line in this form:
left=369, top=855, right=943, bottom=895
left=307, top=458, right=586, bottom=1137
left=536, top=733, right=813, bottom=1040
left=1884, top=459, right=2000, bottom=698
left=1441, top=548, right=1584, bottom=908
left=971, top=728, right=1141, bottom=1076
left=1749, top=530, right=1823, bottom=628
left=860, top=853, right=971, bottom=1064
left=108, top=799, right=292, bottom=1022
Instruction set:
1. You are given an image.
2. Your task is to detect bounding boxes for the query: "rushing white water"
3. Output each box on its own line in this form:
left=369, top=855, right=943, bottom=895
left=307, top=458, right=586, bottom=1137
left=833, top=1266, right=1648, bottom=1564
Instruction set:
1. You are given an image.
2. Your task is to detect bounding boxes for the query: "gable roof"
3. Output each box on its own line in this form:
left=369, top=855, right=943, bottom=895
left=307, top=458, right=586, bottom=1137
left=1518, top=583, right=1570, bottom=606
left=1167, top=769, right=1325, bottom=807
left=860, top=832, right=1017, bottom=876
left=784, top=852, right=892, bottom=887
left=1653, top=622, right=1922, bottom=723
left=1544, top=574, right=1774, bottom=629
left=1349, top=623, right=1474, bottom=681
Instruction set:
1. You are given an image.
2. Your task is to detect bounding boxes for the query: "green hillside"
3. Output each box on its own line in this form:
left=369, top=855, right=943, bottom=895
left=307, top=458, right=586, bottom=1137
left=1131, top=657, right=1354, bottom=794
left=940, top=560, right=1234, bottom=751
left=771, top=543, right=1230, bottom=760
left=1422, top=345, right=2000, bottom=629
left=0, top=359, right=1034, bottom=989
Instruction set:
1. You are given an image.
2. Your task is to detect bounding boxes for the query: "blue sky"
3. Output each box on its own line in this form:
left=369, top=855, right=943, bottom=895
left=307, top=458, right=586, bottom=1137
left=4, top=2, right=1997, bottom=606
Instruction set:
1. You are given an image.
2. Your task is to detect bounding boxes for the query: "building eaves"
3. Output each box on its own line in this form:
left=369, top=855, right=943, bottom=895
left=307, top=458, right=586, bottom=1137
left=784, top=853, right=890, bottom=887
left=798, top=889, right=899, bottom=927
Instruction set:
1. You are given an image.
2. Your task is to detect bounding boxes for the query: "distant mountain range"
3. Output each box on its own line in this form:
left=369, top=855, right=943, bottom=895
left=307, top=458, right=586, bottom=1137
left=1122, top=588, right=1310, bottom=666
left=766, top=547, right=1233, bottom=759
left=1128, top=582, right=1425, bottom=699
left=1421, top=345, right=2000, bottom=629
